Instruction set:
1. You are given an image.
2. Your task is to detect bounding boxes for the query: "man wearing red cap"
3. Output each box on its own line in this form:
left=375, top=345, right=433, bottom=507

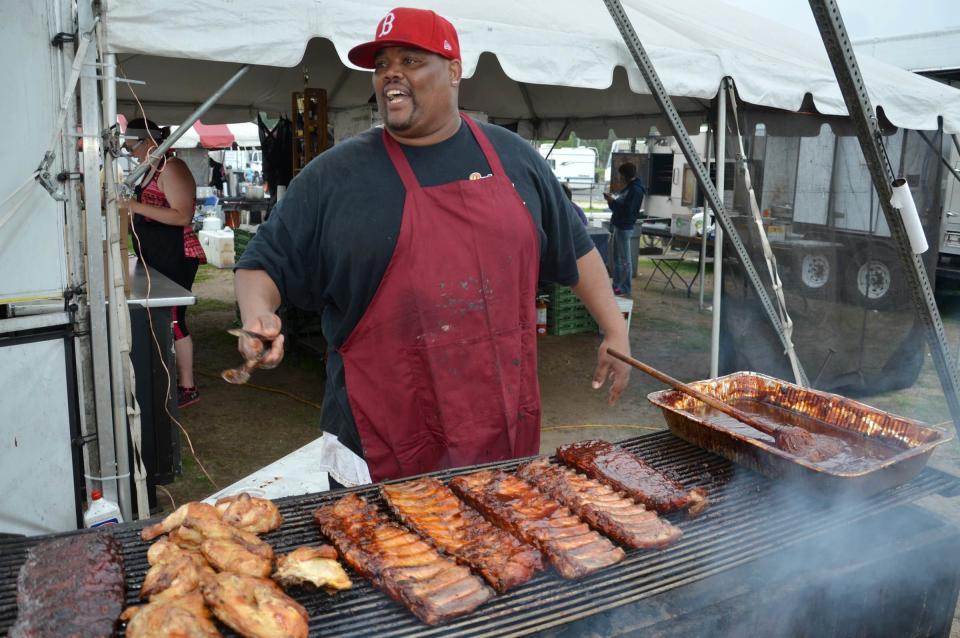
left=235, top=7, right=631, bottom=486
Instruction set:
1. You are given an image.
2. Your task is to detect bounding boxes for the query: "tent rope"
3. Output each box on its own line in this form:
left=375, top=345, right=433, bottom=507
left=725, top=86, right=806, bottom=386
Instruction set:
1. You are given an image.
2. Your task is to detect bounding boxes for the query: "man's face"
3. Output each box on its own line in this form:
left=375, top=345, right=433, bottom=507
left=373, top=46, right=461, bottom=143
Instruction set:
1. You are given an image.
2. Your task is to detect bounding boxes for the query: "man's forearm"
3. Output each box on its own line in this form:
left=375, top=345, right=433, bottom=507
left=234, top=268, right=282, bottom=324
left=571, top=249, right=627, bottom=339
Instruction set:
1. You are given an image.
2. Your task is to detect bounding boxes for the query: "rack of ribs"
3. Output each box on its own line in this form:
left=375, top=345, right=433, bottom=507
left=381, top=477, right=542, bottom=593
left=314, top=493, right=494, bottom=625
left=448, top=470, right=625, bottom=579
left=516, top=458, right=682, bottom=549
left=557, top=440, right=708, bottom=517
left=11, top=532, right=126, bottom=638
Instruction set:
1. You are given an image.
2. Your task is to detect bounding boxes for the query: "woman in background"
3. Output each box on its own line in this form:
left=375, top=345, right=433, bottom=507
left=121, top=118, right=205, bottom=408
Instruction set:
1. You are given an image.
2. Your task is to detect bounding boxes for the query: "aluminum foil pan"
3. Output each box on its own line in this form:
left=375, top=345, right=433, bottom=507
left=648, top=371, right=953, bottom=496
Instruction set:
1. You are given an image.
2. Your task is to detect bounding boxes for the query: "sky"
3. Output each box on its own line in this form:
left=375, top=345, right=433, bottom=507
left=721, top=0, right=957, bottom=40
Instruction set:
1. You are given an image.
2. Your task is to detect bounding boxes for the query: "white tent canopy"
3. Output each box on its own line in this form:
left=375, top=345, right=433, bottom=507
left=104, top=0, right=960, bottom=137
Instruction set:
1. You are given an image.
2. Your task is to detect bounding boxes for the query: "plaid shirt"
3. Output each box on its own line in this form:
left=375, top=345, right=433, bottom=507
left=140, top=169, right=206, bottom=264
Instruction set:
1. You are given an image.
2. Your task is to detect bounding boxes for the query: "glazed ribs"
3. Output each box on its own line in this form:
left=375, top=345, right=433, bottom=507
left=11, top=532, right=126, bottom=638
left=381, top=477, right=542, bottom=593
left=557, top=440, right=708, bottom=516
left=314, top=493, right=494, bottom=625
left=448, top=470, right=624, bottom=579
left=517, top=458, right=682, bottom=549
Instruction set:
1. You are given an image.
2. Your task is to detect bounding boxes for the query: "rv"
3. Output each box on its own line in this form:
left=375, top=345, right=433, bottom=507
left=539, top=145, right=597, bottom=190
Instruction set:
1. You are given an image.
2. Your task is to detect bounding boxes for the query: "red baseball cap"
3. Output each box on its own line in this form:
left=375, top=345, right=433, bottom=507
left=348, top=7, right=461, bottom=69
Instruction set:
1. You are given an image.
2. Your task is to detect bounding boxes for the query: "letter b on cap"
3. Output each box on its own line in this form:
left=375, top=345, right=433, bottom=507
left=378, top=12, right=395, bottom=38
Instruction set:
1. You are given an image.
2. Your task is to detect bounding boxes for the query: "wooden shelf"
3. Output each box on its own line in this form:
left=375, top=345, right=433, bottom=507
left=292, top=88, right=329, bottom=175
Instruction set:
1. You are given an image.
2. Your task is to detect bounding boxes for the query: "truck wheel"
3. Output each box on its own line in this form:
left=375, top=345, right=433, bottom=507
left=844, top=247, right=903, bottom=310
left=798, top=251, right=836, bottom=299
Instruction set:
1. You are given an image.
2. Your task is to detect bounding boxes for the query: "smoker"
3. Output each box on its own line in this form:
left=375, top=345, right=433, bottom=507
left=1, top=431, right=958, bottom=637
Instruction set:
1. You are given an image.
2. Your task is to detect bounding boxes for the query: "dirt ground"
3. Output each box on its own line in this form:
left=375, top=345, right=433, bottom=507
left=164, top=258, right=960, bottom=634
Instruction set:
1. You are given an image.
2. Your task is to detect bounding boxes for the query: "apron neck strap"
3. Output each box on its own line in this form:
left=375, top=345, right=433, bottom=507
left=381, top=113, right=505, bottom=192
left=460, top=114, right=507, bottom=176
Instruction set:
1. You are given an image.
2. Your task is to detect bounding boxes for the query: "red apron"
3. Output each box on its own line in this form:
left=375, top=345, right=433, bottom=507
left=338, top=115, right=541, bottom=482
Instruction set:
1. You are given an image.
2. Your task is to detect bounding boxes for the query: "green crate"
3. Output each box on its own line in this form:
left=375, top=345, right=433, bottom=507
left=547, top=304, right=591, bottom=323
left=548, top=316, right=598, bottom=336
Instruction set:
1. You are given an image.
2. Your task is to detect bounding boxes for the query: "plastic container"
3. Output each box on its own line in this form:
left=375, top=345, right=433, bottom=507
left=84, top=490, right=123, bottom=527
left=199, top=228, right=236, bottom=268
left=202, top=212, right=224, bottom=231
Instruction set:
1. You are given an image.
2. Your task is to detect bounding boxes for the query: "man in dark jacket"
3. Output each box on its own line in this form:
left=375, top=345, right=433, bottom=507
left=604, top=162, right=645, bottom=296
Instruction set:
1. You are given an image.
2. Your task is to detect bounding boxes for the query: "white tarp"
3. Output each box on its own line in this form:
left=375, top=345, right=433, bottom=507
left=103, top=0, right=960, bottom=136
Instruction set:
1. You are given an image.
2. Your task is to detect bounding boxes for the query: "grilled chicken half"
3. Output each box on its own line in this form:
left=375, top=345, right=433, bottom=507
left=140, top=539, right=216, bottom=602
left=202, top=572, right=308, bottom=638
left=214, top=493, right=284, bottom=535
left=273, top=545, right=353, bottom=592
left=121, top=591, right=222, bottom=638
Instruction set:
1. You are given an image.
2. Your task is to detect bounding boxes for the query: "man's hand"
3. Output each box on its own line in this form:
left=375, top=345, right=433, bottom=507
left=239, top=313, right=285, bottom=370
left=592, top=332, right=632, bottom=406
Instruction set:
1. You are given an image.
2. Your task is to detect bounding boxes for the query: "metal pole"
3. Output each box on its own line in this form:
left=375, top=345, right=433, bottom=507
left=124, top=65, right=250, bottom=189
left=52, top=0, right=101, bottom=492
left=808, top=0, right=960, bottom=430
left=698, top=126, right=712, bottom=310
left=915, top=130, right=960, bottom=186
left=710, top=81, right=727, bottom=378
left=602, top=0, right=808, bottom=385
left=78, top=0, right=121, bottom=506
left=100, top=49, right=136, bottom=522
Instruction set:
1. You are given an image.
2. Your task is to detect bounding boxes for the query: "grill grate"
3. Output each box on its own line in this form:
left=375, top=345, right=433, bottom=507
left=1, top=431, right=957, bottom=637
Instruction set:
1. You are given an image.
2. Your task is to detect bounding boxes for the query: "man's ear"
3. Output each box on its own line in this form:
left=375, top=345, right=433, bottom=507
left=449, top=59, right=462, bottom=86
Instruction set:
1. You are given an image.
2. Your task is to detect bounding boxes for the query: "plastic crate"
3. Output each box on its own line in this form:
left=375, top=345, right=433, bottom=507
left=548, top=316, right=598, bottom=336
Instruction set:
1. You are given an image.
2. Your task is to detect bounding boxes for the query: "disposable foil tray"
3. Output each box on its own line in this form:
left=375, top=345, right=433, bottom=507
left=648, top=371, right=953, bottom=496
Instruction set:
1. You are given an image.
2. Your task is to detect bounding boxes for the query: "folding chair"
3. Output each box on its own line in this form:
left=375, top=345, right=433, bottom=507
left=643, top=235, right=695, bottom=294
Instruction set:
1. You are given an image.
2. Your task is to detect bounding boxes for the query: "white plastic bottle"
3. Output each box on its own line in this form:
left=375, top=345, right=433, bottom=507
left=83, top=490, right=124, bottom=527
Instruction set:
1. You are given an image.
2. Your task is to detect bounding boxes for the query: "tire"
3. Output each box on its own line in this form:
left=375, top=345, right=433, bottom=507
left=842, top=245, right=903, bottom=310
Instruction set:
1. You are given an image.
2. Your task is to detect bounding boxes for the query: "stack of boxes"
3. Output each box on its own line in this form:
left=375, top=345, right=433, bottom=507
left=546, top=285, right=598, bottom=336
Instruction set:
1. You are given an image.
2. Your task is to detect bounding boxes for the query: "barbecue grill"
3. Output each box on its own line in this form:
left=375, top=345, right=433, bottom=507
left=1, top=431, right=959, bottom=637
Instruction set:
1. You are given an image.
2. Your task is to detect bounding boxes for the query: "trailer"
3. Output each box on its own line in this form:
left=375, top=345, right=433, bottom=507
left=539, top=145, right=598, bottom=189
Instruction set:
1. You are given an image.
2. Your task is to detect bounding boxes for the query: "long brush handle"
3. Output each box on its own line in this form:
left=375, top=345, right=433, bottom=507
left=606, top=348, right=779, bottom=438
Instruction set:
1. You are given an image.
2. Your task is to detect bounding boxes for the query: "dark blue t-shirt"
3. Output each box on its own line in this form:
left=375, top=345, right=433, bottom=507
left=236, top=119, right=594, bottom=456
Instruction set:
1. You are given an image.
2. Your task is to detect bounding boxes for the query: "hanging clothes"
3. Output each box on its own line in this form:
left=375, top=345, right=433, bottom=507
left=258, top=114, right=293, bottom=189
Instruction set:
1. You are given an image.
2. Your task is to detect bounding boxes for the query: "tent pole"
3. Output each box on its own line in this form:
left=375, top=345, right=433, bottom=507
left=544, top=119, right=570, bottom=161
left=698, top=125, right=712, bottom=310
left=54, top=0, right=100, bottom=510
left=808, top=0, right=960, bottom=431
left=710, top=81, right=727, bottom=378
left=124, top=65, right=250, bottom=190
left=602, top=0, right=808, bottom=384
left=102, top=47, right=152, bottom=521
left=78, top=0, right=121, bottom=509
left=915, top=130, right=960, bottom=186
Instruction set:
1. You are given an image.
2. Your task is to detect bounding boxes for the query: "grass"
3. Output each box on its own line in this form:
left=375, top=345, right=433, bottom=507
left=194, top=264, right=216, bottom=284
left=193, top=298, right=234, bottom=313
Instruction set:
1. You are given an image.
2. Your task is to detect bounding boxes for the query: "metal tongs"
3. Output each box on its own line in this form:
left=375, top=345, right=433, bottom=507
left=222, top=328, right=274, bottom=384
